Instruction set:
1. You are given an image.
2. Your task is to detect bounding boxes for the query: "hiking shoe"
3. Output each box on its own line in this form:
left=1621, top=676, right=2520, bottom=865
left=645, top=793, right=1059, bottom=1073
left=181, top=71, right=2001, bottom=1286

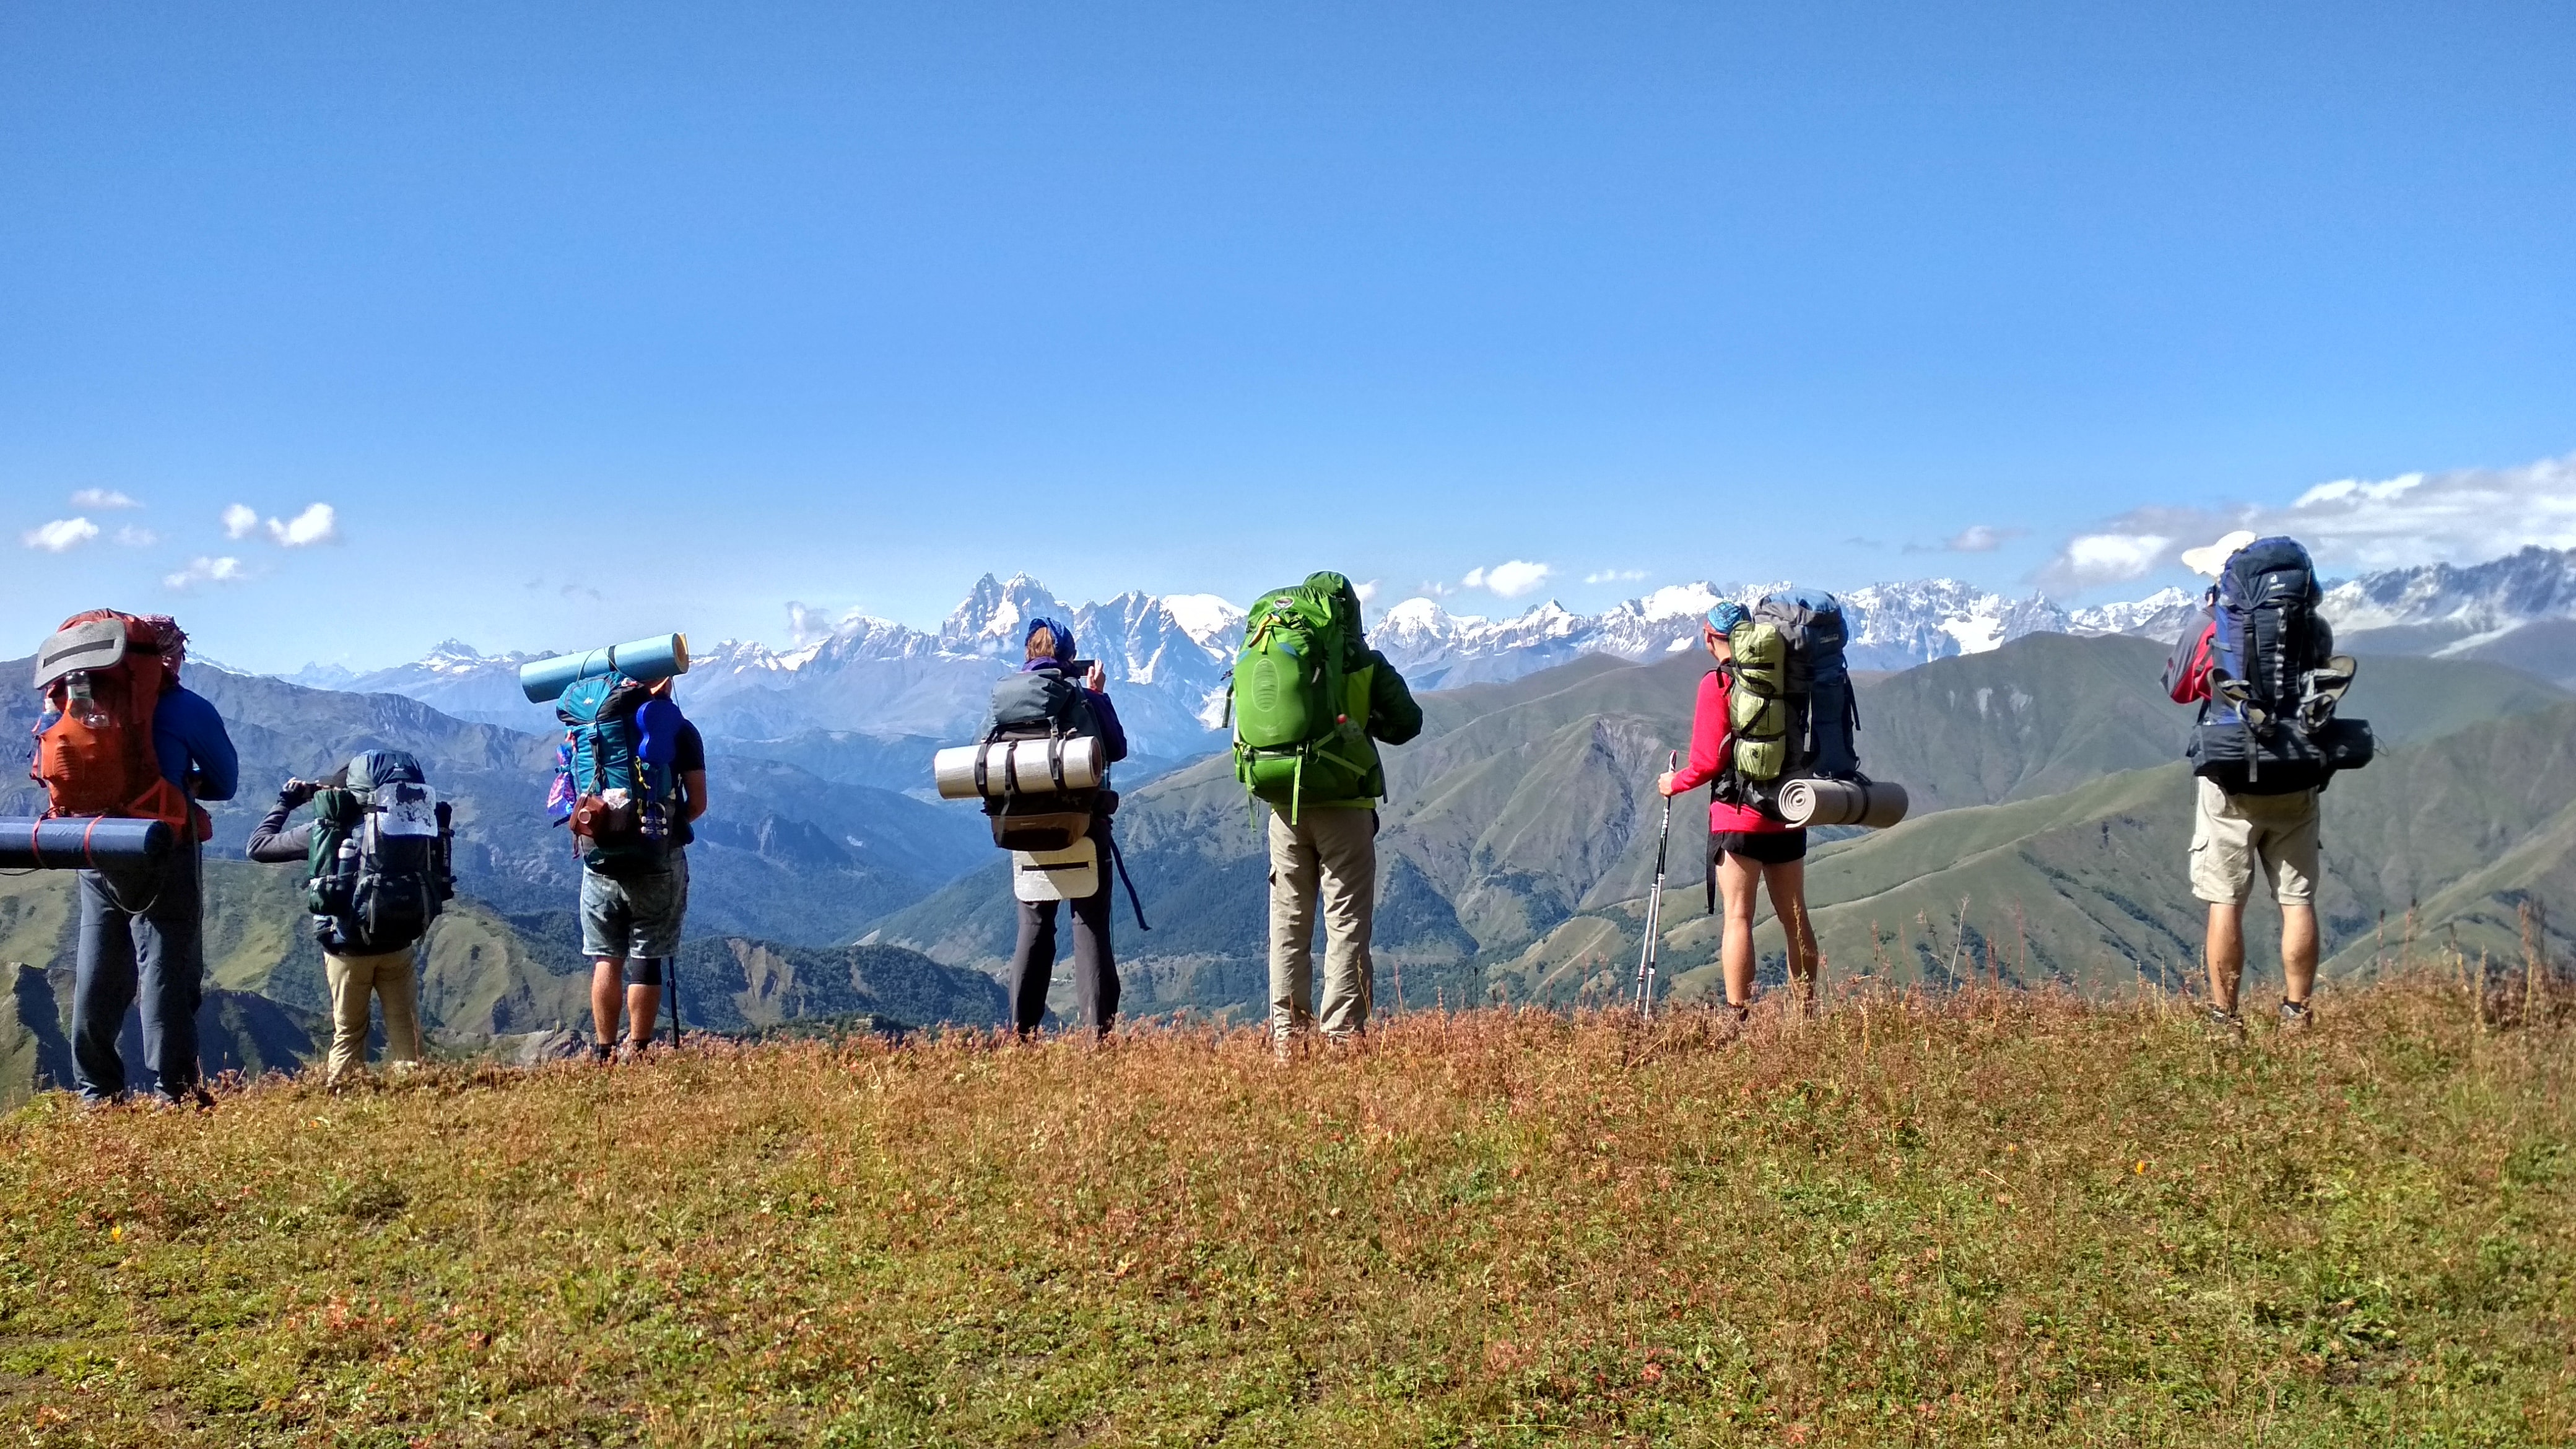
left=2206, top=1007, right=2247, bottom=1041
left=590, top=1043, right=614, bottom=1065
left=2278, top=999, right=2313, bottom=1032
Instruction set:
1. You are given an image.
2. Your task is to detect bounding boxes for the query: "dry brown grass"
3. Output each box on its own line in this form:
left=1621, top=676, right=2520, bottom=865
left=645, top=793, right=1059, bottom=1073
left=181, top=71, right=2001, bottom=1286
left=2, top=977, right=2570, bottom=1445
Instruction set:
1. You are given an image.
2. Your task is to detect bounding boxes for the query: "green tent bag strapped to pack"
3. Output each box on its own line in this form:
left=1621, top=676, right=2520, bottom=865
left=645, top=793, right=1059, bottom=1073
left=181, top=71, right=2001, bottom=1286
left=1228, top=572, right=1384, bottom=822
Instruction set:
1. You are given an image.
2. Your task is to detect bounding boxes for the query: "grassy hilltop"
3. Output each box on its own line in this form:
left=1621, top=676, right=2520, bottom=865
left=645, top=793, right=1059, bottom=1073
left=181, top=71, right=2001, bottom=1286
left=3, top=977, right=2569, bottom=1446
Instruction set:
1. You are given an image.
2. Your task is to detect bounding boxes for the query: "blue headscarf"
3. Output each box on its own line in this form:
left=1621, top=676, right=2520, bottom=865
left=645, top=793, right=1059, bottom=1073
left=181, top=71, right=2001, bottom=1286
left=1704, top=601, right=1749, bottom=635
left=1024, top=616, right=1076, bottom=663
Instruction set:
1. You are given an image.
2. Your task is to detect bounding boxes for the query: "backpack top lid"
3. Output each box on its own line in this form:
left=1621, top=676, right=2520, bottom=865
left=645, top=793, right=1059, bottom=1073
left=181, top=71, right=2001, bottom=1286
left=346, top=749, right=425, bottom=793
left=1760, top=586, right=1842, bottom=616
left=2221, top=537, right=2317, bottom=592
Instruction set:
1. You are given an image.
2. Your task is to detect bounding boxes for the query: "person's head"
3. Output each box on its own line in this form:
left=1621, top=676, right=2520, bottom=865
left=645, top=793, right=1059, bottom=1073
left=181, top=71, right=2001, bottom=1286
left=1702, top=601, right=1747, bottom=663
left=139, top=614, right=187, bottom=682
left=1024, top=616, right=1074, bottom=665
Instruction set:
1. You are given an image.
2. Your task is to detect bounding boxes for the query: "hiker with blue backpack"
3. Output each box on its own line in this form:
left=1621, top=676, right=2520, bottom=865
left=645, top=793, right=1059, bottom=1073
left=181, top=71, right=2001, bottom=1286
left=1229, top=572, right=1423, bottom=1052
left=548, top=671, right=708, bottom=1061
left=246, top=751, right=455, bottom=1084
left=1658, top=598, right=1833, bottom=1021
left=2165, top=534, right=2371, bottom=1035
left=978, top=617, right=1133, bottom=1040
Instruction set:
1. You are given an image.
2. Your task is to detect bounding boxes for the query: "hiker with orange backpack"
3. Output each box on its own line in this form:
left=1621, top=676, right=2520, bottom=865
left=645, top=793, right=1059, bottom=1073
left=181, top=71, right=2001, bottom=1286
left=32, top=612, right=237, bottom=1107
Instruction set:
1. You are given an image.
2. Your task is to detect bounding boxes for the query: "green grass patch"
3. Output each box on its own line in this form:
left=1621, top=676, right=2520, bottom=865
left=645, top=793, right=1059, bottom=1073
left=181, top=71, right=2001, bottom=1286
left=2, top=980, right=2570, bottom=1445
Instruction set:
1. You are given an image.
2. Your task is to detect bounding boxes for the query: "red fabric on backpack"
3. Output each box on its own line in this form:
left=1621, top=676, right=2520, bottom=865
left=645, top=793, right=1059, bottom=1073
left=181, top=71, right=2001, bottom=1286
left=31, top=609, right=198, bottom=833
left=2165, top=618, right=2216, bottom=706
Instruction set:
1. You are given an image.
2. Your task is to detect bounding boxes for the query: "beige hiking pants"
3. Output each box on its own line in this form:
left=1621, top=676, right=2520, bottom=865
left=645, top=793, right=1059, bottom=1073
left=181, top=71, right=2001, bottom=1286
left=325, top=947, right=423, bottom=1084
left=1268, top=807, right=1378, bottom=1042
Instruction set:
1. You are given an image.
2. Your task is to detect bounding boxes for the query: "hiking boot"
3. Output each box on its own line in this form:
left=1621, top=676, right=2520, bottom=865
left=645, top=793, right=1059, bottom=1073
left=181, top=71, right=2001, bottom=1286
left=590, top=1042, right=614, bottom=1065
left=2206, top=1006, right=2247, bottom=1042
left=2278, top=999, right=2313, bottom=1032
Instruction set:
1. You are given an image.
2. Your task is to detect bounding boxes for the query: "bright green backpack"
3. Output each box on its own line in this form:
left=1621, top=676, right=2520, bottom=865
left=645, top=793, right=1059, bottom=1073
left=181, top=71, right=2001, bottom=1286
left=1229, top=572, right=1381, bottom=820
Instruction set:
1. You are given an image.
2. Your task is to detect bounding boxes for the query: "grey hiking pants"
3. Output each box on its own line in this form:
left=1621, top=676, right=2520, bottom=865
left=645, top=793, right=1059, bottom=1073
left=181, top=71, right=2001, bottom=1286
left=1267, top=807, right=1377, bottom=1042
left=72, top=843, right=206, bottom=1103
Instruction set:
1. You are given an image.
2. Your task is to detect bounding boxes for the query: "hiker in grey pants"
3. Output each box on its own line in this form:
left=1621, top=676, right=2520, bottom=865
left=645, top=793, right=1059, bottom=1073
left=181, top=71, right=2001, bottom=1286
left=1266, top=656, right=1422, bottom=1047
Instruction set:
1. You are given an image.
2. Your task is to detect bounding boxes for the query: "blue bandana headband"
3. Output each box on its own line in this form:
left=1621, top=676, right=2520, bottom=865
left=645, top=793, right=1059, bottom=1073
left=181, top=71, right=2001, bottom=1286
left=1704, top=601, right=1749, bottom=635
left=1025, top=616, right=1076, bottom=661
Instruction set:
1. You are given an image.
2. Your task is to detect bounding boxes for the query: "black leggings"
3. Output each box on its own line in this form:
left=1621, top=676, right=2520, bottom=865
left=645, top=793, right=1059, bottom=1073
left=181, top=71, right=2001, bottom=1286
left=1007, top=879, right=1118, bottom=1034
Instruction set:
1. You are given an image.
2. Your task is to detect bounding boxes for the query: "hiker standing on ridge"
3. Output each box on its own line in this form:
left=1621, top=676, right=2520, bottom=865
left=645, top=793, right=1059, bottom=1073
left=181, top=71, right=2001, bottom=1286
left=246, top=751, right=455, bottom=1085
left=2165, top=533, right=2372, bottom=1034
left=32, top=612, right=237, bottom=1107
left=1659, top=601, right=1819, bottom=1021
left=986, top=617, right=1130, bottom=1038
left=551, top=671, right=707, bottom=1062
left=1230, top=572, right=1423, bottom=1053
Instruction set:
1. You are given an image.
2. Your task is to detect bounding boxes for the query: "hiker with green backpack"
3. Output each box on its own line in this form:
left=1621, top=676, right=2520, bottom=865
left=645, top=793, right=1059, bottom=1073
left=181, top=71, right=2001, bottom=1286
left=1229, top=572, right=1422, bottom=1051
left=247, top=751, right=455, bottom=1085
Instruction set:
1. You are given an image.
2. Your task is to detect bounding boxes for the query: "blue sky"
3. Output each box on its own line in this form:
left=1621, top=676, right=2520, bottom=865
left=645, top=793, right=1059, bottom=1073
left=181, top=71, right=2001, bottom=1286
left=6, top=2, right=2574, bottom=671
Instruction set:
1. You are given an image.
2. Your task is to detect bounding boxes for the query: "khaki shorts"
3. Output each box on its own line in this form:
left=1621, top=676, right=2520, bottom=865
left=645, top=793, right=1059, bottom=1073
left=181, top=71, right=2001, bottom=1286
left=2188, top=778, right=2319, bottom=907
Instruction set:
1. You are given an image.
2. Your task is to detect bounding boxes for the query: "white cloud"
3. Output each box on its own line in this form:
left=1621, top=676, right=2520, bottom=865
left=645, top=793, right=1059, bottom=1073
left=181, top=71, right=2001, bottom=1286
left=222, top=504, right=260, bottom=539
left=69, top=488, right=140, bottom=510
left=265, top=502, right=339, bottom=547
left=1352, top=579, right=1380, bottom=604
left=2039, top=451, right=2576, bottom=591
left=1946, top=524, right=2012, bottom=552
left=1464, top=559, right=1553, bottom=598
left=165, top=555, right=248, bottom=590
left=113, top=525, right=159, bottom=547
left=1583, top=568, right=1648, bottom=584
left=22, top=517, right=100, bottom=552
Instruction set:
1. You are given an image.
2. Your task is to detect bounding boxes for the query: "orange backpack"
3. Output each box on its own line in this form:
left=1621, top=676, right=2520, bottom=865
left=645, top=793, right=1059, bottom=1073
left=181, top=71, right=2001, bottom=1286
left=31, top=610, right=200, bottom=835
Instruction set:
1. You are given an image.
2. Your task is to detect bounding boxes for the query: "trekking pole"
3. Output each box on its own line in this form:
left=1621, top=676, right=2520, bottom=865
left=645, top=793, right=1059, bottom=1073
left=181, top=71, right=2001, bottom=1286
left=666, top=955, right=683, bottom=1049
left=1633, top=750, right=1679, bottom=1018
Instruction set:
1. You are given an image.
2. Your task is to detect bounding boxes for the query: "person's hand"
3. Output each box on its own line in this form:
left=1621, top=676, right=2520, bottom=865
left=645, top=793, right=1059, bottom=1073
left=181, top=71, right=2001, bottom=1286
left=279, top=778, right=318, bottom=807
left=1085, top=663, right=1107, bottom=693
left=1656, top=770, right=1678, bottom=797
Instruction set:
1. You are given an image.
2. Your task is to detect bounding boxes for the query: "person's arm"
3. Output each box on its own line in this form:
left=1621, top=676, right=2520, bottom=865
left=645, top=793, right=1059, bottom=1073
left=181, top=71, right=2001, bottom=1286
left=175, top=690, right=240, bottom=801
left=1085, top=690, right=1130, bottom=765
left=1663, top=671, right=1730, bottom=795
left=243, top=784, right=316, bottom=863
left=1365, top=653, right=1423, bottom=746
left=673, top=721, right=709, bottom=822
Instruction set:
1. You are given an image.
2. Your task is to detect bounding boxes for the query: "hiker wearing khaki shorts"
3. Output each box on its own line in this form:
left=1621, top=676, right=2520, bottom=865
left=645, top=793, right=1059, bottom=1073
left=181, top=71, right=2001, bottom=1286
left=2188, top=777, right=2320, bottom=1028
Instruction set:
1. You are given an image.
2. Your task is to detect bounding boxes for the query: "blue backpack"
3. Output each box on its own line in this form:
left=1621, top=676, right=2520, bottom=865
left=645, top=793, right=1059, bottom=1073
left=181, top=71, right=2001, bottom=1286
left=2185, top=536, right=2372, bottom=793
left=550, top=674, right=676, bottom=874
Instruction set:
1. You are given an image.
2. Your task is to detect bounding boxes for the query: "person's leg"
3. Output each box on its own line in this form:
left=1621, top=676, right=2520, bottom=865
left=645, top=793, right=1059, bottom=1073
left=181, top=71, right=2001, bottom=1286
left=1762, top=857, right=1818, bottom=1006
left=133, top=844, right=205, bottom=1101
left=2281, top=905, right=2318, bottom=1004
left=590, top=959, right=626, bottom=1045
left=2205, top=904, right=2247, bottom=1014
left=621, top=957, right=663, bottom=1052
left=1314, top=809, right=1379, bottom=1039
left=1266, top=811, right=1321, bottom=1045
left=71, top=869, right=139, bottom=1102
left=375, top=950, right=424, bottom=1070
left=1716, top=851, right=1762, bottom=1007
left=324, top=951, right=373, bottom=1084
left=2189, top=779, right=2256, bottom=1015
left=1008, top=899, right=1060, bottom=1034
left=1068, top=873, right=1117, bottom=1037
left=580, top=867, right=632, bottom=1052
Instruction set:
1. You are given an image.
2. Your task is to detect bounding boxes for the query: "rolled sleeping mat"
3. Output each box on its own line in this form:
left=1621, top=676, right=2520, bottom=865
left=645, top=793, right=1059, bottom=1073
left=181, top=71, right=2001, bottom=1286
left=933, top=736, right=1105, bottom=800
left=1777, top=778, right=1910, bottom=830
left=518, top=633, right=692, bottom=704
left=0, top=816, right=173, bottom=869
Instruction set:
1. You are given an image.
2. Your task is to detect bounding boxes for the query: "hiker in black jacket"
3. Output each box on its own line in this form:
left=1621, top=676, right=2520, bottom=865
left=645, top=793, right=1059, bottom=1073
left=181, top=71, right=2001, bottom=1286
left=986, top=618, right=1129, bottom=1039
left=246, top=751, right=453, bottom=1084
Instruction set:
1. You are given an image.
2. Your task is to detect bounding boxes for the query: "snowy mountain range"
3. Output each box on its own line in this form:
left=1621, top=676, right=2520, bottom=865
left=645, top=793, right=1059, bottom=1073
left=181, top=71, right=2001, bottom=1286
left=282, top=546, right=2576, bottom=753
